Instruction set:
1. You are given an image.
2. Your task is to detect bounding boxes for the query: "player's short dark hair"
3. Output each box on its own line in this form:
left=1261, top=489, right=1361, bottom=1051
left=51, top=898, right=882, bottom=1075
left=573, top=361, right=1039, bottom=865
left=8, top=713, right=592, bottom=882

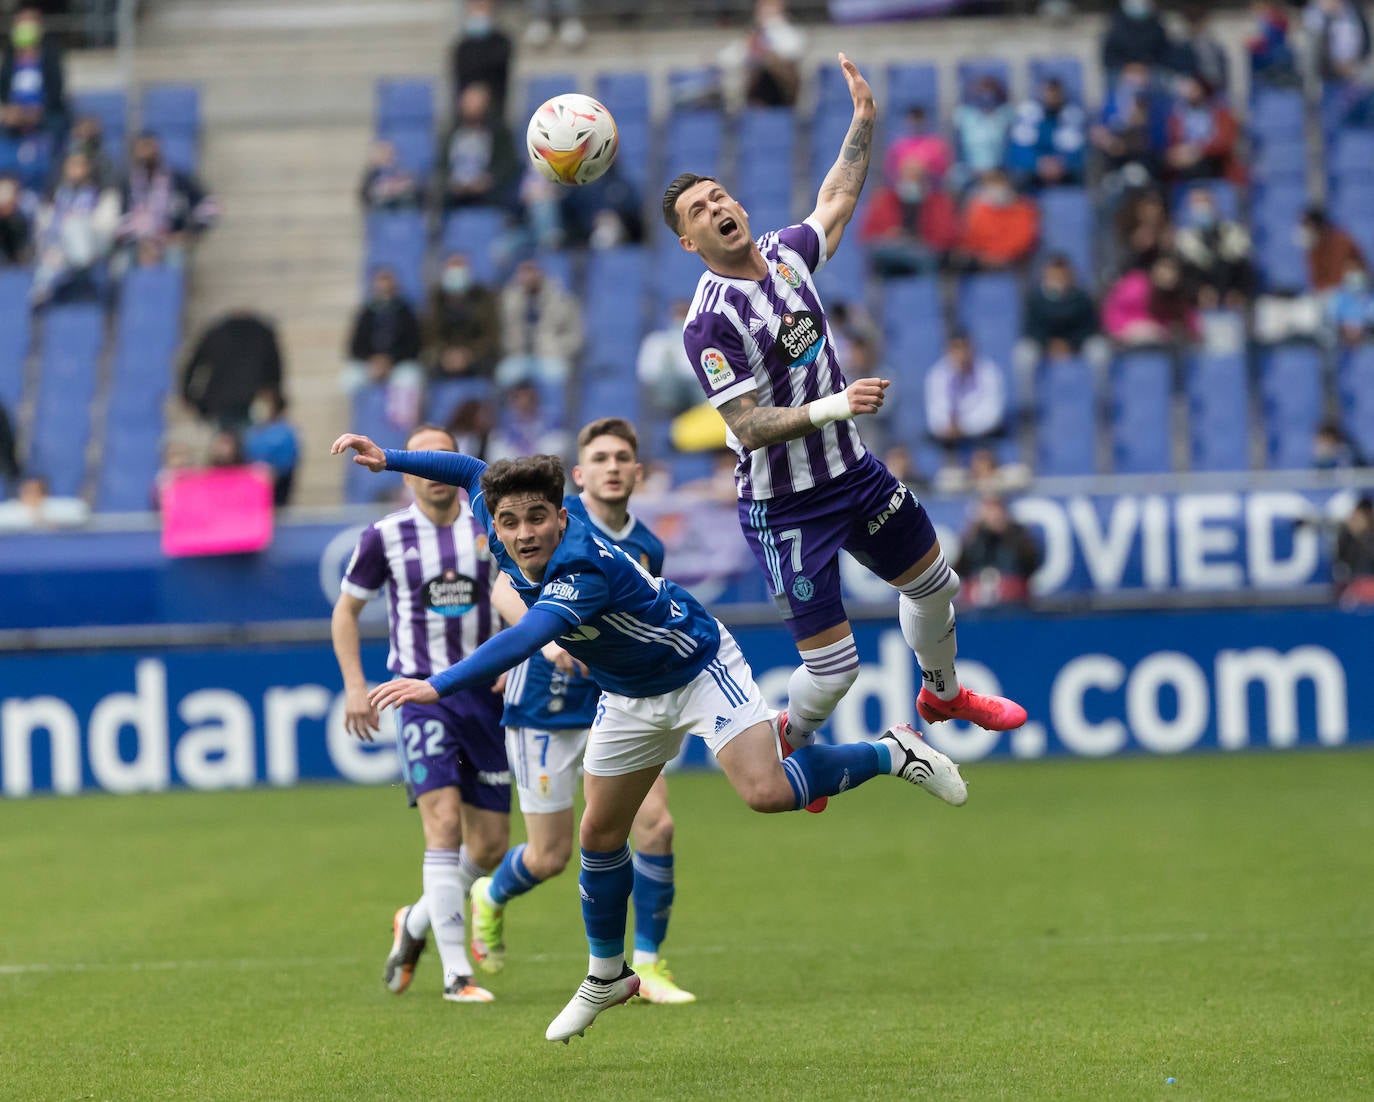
left=577, top=417, right=639, bottom=456
left=662, top=172, right=716, bottom=235
left=480, top=454, right=566, bottom=514
left=404, top=423, right=457, bottom=449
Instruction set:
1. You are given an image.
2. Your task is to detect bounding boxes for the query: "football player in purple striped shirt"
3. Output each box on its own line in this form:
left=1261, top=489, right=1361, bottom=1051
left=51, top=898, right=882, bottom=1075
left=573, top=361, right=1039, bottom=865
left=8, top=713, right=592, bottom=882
left=331, top=424, right=509, bottom=1004
left=665, top=53, right=1026, bottom=792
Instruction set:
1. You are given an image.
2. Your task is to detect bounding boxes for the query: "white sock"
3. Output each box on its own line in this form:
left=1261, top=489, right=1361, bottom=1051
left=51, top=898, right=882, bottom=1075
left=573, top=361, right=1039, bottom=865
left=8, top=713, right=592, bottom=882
left=405, top=898, right=428, bottom=939
left=423, top=849, right=473, bottom=982
left=897, top=555, right=961, bottom=701
left=457, top=844, right=487, bottom=899
left=785, top=636, right=860, bottom=741
left=632, top=950, right=658, bottom=966
left=589, top=953, right=625, bottom=980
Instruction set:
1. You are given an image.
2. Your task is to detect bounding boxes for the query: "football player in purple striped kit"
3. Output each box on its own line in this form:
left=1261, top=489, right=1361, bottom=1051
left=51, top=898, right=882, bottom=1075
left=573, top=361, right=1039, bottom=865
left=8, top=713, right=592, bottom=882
left=665, top=53, right=1027, bottom=801
left=330, top=424, right=509, bottom=1005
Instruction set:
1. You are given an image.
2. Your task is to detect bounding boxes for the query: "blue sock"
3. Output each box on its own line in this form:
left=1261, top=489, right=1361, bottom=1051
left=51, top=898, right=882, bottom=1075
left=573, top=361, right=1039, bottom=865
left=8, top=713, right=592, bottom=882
left=781, top=741, right=888, bottom=811
left=487, top=843, right=542, bottom=906
left=580, top=845, right=634, bottom=963
left=631, top=852, right=674, bottom=956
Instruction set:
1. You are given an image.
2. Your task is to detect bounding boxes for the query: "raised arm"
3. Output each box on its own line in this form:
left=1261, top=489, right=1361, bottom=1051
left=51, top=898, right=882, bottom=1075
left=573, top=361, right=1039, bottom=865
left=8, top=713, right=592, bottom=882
left=717, top=378, right=890, bottom=451
left=330, top=433, right=488, bottom=495
left=809, top=52, right=877, bottom=259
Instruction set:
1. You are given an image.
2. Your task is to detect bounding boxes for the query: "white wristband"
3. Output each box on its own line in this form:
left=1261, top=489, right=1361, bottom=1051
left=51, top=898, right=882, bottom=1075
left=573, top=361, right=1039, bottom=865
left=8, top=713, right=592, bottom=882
left=808, top=391, right=853, bottom=428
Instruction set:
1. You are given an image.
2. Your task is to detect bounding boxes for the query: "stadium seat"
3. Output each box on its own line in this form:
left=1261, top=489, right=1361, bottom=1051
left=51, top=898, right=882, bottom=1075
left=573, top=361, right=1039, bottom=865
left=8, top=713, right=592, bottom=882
left=1036, top=187, right=1094, bottom=284
left=382, top=124, right=435, bottom=177
left=427, top=377, right=496, bottom=426
left=29, top=305, right=105, bottom=497
left=1259, top=342, right=1325, bottom=469
left=1327, top=127, right=1374, bottom=183
left=116, top=265, right=185, bottom=381
left=538, top=249, right=575, bottom=293
left=1109, top=348, right=1173, bottom=474
left=1249, top=87, right=1306, bottom=145
left=1028, top=56, right=1085, bottom=105
left=1338, top=345, right=1374, bottom=460
left=1187, top=349, right=1251, bottom=470
left=957, top=57, right=1013, bottom=102
left=612, top=116, right=651, bottom=192
left=364, top=210, right=427, bottom=303
left=1251, top=139, right=1309, bottom=184
left=956, top=272, right=1023, bottom=411
left=578, top=375, right=640, bottom=426
left=375, top=78, right=434, bottom=132
left=1172, top=180, right=1241, bottom=223
left=813, top=61, right=854, bottom=117
left=814, top=232, right=864, bottom=305
left=595, top=71, right=650, bottom=124
left=139, top=83, right=200, bottom=171
left=666, top=109, right=724, bottom=181
left=438, top=207, right=505, bottom=285
left=94, top=439, right=161, bottom=512
left=346, top=384, right=407, bottom=503
left=885, top=62, right=939, bottom=119
left=881, top=276, right=945, bottom=398
left=71, top=90, right=128, bottom=172
left=585, top=245, right=647, bottom=359
left=810, top=104, right=853, bottom=192
left=1252, top=180, right=1311, bottom=292
left=0, top=268, right=32, bottom=412
left=654, top=227, right=706, bottom=315
left=524, top=73, right=578, bottom=122
left=1035, top=356, right=1097, bottom=476
left=668, top=66, right=721, bottom=110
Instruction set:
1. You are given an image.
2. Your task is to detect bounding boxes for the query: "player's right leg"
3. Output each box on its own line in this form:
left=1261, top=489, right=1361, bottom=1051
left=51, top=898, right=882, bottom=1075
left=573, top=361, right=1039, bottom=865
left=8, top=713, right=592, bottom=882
left=414, top=786, right=493, bottom=1003
left=472, top=725, right=587, bottom=972
left=628, top=776, right=695, bottom=1004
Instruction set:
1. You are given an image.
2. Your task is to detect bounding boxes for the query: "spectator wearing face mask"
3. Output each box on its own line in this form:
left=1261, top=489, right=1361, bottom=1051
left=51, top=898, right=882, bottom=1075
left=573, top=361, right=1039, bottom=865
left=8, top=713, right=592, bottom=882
left=66, top=115, right=116, bottom=188
left=31, top=150, right=120, bottom=306
left=1103, top=254, right=1201, bottom=344
left=957, top=168, right=1040, bottom=270
left=1174, top=188, right=1255, bottom=309
left=495, top=258, right=583, bottom=386
left=1325, top=258, right=1374, bottom=344
left=882, top=105, right=953, bottom=187
left=1023, top=255, right=1101, bottom=362
left=442, top=82, right=518, bottom=210
left=952, top=76, right=1014, bottom=188
left=118, top=131, right=218, bottom=267
left=449, top=0, right=512, bottom=116
left=1173, top=4, right=1232, bottom=99
left=1006, top=77, right=1088, bottom=191
left=345, top=267, right=425, bottom=427
left=1299, top=207, right=1367, bottom=293
left=1165, top=77, right=1243, bottom=184
left=241, top=386, right=300, bottom=506
left=425, top=252, right=501, bottom=380
left=925, top=331, right=1008, bottom=455
left=859, top=152, right=959, bottom=277
left=1102, top=0, right=1172, bottom=74
left=0, top=172, right=30, bottom=264
left=359, top=139, right=424, bottom=210
left=1249, top=3, right=1298, bottom=86
left=0, top=6, right=67, bottom=165
left=1091, top=62, right=1168, bottom=187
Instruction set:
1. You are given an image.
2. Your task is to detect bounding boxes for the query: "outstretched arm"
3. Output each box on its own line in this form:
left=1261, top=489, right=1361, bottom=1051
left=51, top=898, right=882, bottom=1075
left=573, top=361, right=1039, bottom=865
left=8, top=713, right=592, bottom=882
left=717, top=378, right=890, bottom=451
left=809, top=52, right=876, bottom=259
left=330, top=433, right=488, bottom=495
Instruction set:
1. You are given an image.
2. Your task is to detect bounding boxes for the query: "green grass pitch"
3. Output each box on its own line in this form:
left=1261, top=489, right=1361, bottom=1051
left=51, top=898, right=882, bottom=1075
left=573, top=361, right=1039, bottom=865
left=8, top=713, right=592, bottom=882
left=2, top=752, right=1372, bottom=1101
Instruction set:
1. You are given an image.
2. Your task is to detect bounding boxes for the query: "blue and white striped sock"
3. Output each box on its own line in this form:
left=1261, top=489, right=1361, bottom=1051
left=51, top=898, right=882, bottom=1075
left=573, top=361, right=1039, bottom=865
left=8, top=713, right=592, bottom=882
left=631, top=852, right=674, bottom=962
left=780, top=741, right=890, bottom=811
left=581, top=845, right=634, bottom=979
left=488, top=843, right=542, bottom=906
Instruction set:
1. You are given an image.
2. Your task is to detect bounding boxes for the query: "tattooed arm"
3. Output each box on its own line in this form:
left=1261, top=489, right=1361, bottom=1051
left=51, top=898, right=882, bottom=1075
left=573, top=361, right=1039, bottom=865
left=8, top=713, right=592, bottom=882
left=810, top=52, right=877, bottom=258
left=718, top=380, right=889, bottom=450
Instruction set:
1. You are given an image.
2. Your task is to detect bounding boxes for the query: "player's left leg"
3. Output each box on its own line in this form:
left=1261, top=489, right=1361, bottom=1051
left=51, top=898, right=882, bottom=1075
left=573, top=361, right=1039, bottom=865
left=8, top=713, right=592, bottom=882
left=628, top=776, right=695, bottom=1004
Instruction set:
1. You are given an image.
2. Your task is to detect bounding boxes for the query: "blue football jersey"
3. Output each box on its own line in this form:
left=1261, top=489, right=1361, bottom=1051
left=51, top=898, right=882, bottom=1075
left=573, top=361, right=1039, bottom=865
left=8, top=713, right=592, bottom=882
left=470, top=491, right=720, bottom=698
left=502, top=495, right=667, bottom=730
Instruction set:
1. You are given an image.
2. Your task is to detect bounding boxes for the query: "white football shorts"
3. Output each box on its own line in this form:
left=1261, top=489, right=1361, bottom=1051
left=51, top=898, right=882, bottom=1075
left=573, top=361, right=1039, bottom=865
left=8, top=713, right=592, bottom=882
left=583, top=625, right=776, bottom=778
left=505, top=724, right=590, bottom=814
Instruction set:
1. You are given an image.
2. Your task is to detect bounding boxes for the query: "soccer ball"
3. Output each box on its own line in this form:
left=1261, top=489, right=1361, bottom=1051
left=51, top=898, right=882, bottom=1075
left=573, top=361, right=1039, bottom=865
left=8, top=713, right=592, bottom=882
left=526, top=93, right=619, bottom=186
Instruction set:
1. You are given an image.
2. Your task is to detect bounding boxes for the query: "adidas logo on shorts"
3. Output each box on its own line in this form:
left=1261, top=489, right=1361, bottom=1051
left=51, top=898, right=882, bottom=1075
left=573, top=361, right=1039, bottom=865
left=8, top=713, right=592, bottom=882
left=713, top=715, right=731, bottom=735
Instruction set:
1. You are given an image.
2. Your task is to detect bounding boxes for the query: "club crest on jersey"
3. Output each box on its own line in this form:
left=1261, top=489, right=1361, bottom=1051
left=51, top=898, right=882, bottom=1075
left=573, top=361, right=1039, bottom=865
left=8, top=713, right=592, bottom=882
left=700, top=346, right=736, bottom=389
left=777, top=310, right=822, bottom=368
left=776, top=261, right=802, bottom=289
left=791, top=575, right=815, bottom=601
left=423, top=570, right=478, bottom=617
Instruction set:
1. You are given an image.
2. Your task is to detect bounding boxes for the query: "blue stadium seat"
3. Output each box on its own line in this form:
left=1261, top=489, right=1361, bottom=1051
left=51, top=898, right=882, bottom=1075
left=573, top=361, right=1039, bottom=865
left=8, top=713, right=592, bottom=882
left=813, top=61, right=854, bottom=117
left=1036, top=356, right=1097, bottom=476
left=537, top=250, right=575, bottom=294
left=71, top=90, right=127, bottom=172
left=1187, top=348, right=1251, bottom=470
left=739, top=107, right=794, bottom=158
left=611, top=117, right=651, bottom=192
left=29, top=305, right=105, bottom=497
left=376, top=78, right=434, bottom=132
left=1252, top=180, right=1311, bottom=292
left=1338, top=344, right=1374, bottom=461
left=1249, top=87, right=1306, bottom=145
left=0, top=268, right=32, bottom=412
left=1036, top=187, right=1094, bottom=284
left=94, top=440, right=161, bottom=512
left=346, top=384, right=407, bottom=503
left=140, top=83, right=200, bottom=134
left=814, top=233, right=864, bottom=305
left=668, top=67, right=721, bottom=110
left=737, top=108, right=795, bottom=216
left=957, top=57, right=1013, bottom=103
left=1252, top=139, right=1308, bottom=183
left=810, top=104, right=852, bottom=192
left=116, top=265, right=185, bottom=379
left=438, top=207, right=505, bottom=285
left=1172, top=180, right=1241, bottom=223
left=956, top=272, right=1023, bottom=410
left=881, top=276, right=945, bottom=397
left=1328, top=127, right=1374, bottom=182
left=382, top=124, right=435, bottom=177
left=666, top=109, right=724, bottom=180
left=1259, top=342, right=1325, bottom=469
left=524, top=73, right=578, bottom=121
left=595, top=71, right=650, bottom=124
left=668, top=450, right=715, bottom=486
left=653, top=229, right=705, bottom=315
left=427, top=377, right=496, bottom=426
left=885, top=62, right=939, bottom=119
left=1028, top=56, right=1085, bottom=105
left=1109, top=348, right=1173, bottom=474
left=365, top=210, right=427, bottom=303
left=586, top=246, right=646, bottom=338
left=578, top=376, right=640, bottom=426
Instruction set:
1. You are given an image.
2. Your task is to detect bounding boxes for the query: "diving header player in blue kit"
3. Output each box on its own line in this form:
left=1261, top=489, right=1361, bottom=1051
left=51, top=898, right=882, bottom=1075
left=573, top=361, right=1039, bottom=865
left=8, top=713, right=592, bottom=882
left=332, top=431, right=969, bottom=1044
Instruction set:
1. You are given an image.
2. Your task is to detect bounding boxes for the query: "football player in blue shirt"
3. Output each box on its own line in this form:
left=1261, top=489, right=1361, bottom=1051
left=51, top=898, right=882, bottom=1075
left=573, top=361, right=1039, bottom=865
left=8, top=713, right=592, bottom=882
left=333, top=431, right=969, bottom=1044
left=476, top=418, right=694, bottom=1004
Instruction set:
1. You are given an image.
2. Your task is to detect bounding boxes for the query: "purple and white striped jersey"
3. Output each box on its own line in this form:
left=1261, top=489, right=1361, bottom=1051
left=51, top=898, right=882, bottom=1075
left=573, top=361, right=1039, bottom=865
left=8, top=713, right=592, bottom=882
left=341, top=502, right=497, bottom=678
left=681, top=216, right=866, bottom=500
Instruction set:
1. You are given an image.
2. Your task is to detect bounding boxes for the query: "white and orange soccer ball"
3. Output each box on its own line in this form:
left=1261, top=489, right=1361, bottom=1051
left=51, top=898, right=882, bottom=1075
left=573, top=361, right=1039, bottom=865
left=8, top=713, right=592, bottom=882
left=526, top=93, right=619, bottom=186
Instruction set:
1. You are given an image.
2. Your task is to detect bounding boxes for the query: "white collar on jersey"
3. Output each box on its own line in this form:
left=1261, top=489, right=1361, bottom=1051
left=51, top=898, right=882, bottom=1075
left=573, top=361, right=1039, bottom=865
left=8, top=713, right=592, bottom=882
left=575, top=493, right=637, bottom=542
left=407, top=499, right=471, bottom=528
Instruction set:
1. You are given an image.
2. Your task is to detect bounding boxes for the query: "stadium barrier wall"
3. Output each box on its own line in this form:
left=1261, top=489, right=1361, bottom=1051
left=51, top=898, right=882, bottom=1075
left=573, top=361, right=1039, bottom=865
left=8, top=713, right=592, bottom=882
left=1, top=606, right=1369, bottom=797
left=2, top=479, right=1371, bottom=631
